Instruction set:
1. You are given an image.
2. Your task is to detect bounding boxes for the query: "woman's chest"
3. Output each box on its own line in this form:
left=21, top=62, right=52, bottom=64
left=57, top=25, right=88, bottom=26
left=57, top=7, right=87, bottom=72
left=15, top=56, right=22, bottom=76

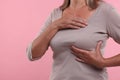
left=62, top=6, right=95, bottom=20
left=50, top=7, right=108, bottom=52
left=50, top=21, right=108, bottom=52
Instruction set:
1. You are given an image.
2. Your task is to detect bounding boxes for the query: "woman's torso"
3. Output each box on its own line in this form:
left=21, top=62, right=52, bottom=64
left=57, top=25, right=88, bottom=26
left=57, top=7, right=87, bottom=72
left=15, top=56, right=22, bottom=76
left=49, top=1, right=109, bottom=80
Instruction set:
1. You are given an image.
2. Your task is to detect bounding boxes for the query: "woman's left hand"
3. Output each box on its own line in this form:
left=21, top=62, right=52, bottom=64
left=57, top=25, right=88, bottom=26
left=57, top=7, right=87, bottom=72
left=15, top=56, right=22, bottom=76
left=71, top=41, right=105, bottom=69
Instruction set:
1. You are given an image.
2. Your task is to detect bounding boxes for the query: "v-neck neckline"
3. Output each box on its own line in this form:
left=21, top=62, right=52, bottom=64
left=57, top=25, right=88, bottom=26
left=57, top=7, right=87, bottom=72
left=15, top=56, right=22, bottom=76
left=58, top=1, right=103, bottom=23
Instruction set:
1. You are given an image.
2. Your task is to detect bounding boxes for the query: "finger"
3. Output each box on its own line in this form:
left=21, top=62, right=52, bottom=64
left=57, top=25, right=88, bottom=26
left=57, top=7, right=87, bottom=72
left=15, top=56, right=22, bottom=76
left=67, top=24, right=81, bottom=29
left=71, top=46, right=89, bottom=55
left=73, top=17, right=88, bottom=26
left=74, top=20, right=88, bottom=26
left=75, top=17, right=87, bottom=22
left=75, top=58, right=85, bottom=63
left=75, top=58, right=88, bottom=64
left=71, top=50, right=84, bottom=58
left=95, top=40, right=103, bottom=52
left=70, top=21, right=87, bottom=28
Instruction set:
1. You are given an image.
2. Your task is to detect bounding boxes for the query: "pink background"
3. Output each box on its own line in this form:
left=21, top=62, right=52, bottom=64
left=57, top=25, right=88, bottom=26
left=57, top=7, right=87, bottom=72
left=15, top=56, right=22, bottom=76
left=0, top=0, right=120, bottom=80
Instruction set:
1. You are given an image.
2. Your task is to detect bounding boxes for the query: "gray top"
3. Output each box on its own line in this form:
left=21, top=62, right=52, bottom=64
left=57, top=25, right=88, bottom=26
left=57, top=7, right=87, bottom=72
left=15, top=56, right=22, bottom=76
left=26, top=1, right=120, bottom=80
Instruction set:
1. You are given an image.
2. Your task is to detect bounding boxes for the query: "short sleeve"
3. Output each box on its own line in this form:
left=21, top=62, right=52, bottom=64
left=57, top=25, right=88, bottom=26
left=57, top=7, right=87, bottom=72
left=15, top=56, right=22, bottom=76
left=106, top=5, right=120, bottom=44
left=26, top=8, right=56, bottom=61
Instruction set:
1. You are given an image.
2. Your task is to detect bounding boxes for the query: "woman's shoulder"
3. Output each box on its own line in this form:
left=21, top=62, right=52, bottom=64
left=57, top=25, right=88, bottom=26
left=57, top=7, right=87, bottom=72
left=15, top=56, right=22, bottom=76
left=52, top=7, right=62, bottom=15
left=99, top=1, right=114, bottom=11
left=50, top=7, right=62, bottom=21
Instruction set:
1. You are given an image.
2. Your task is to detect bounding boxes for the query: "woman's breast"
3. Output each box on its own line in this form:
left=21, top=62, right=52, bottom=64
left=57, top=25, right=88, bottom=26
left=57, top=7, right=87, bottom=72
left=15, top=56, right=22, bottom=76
left=50, top=24, right=108, bottom=53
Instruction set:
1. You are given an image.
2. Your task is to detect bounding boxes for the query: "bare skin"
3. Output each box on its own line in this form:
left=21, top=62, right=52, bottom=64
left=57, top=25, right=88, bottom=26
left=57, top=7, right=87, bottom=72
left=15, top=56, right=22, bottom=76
left=31, top=0, right=120, bottom=70
left=70, top=0, right=120, bottom=69
left=71, top=41, right=120, bottom=69
left=31, top=0, right=88, bottom=60
left=31, top=16, right=87, bottom=60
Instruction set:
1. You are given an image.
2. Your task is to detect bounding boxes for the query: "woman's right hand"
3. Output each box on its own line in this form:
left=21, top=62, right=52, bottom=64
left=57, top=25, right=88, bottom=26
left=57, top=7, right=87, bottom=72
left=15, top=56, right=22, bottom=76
left=51, top=14, right=88, bottom=30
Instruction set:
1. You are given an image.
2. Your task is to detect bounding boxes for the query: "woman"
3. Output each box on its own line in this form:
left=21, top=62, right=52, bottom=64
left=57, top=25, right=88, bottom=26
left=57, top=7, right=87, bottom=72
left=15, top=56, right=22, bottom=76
left=26, top=0, right=120, bottom=80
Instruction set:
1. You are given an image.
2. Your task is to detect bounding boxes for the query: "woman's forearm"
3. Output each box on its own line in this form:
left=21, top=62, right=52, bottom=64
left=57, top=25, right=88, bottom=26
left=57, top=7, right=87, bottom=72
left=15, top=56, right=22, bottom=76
left=103, top=53, right=120, bottom=67
left=31, top=24, right=58, bottom=59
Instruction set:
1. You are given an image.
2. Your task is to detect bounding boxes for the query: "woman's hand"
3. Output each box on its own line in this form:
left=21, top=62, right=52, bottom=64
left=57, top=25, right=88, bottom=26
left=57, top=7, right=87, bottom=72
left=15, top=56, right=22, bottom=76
left=51, top=12, right=88, bottom=30
left=70, top=41, right=105, bottom=69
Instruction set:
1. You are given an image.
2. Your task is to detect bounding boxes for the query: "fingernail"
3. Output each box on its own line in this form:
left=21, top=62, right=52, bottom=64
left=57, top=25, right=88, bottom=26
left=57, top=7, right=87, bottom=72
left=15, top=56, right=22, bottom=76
left=99, top=40, right=103, bottom=43
left=71, top=45, right=73, bottom=48
left=71, top=46, right=74, bottom=48
left=82, top=25, right=87, bottom=27
left=85, top=23, right=88, bottom=25
left=72, top=46, right=76, bottom=49
left=82, top=23, right=88, bottom=26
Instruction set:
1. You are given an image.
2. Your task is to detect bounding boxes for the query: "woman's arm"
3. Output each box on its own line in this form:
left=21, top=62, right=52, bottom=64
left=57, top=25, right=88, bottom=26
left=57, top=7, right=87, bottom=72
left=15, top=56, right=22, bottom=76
left=26, top=8, right=57, bottom=61
left=104, top=4, right=120, bottom=67
left=70, top=41, right=120, bottom=69
left=27, top=8, right=88, bottom=61
left=103, top=54, right=120, bottom=67
left=31, top=25, right=58, bottom=60
left=71, top=4, right=120, bottom=69
left=31, top=18, right=87, bottom=61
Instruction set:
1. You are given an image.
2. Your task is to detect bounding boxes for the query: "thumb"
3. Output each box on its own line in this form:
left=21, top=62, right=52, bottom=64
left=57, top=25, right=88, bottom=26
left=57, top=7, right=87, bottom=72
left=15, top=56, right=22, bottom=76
left=95, top=40, right=103, bottom=52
